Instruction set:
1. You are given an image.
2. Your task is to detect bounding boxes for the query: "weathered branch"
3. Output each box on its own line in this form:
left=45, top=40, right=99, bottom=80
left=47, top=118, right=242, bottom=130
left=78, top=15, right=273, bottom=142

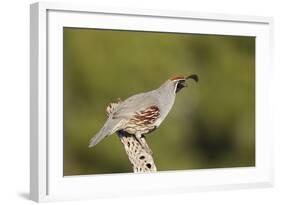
left=117, top=132, right=157, bottom=173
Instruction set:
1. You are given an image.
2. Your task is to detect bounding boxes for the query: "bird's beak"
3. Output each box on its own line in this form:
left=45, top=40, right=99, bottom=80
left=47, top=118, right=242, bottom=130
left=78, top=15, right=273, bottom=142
left=178, top=79, right=187, bottom=88
left=175, top=74, right=198, bottom=93
left=179, top=74, right=198, bottom=88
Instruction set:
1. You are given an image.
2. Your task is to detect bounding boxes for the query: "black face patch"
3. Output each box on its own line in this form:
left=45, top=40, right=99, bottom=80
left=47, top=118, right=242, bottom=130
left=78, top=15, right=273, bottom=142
left=175, top=80, right=186, bottom=93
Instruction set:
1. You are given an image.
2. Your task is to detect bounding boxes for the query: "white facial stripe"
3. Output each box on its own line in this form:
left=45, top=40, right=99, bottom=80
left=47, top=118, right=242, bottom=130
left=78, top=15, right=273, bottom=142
left=174, top=81, right=179, bottom=94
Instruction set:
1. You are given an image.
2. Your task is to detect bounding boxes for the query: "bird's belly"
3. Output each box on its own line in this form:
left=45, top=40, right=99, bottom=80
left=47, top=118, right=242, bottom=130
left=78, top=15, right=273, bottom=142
left=160, top=93, right=175, bottom=110
left=153, top=118, right=162, bottom=127
left=156, top=103, right=173, bottom=126
left=123, top=122, right=156, bottom=135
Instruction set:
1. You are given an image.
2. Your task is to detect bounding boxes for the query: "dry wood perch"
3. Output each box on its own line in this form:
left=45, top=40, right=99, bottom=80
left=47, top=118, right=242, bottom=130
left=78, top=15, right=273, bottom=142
left=117, top=131, right=157, bottom=172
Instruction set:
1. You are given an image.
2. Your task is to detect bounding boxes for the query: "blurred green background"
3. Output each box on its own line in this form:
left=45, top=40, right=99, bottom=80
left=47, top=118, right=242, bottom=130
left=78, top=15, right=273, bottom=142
left=63, top=27, right=255, bottom=176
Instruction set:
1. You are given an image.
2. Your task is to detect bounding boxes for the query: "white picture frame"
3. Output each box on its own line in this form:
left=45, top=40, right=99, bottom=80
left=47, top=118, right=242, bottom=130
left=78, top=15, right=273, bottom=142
left=30, top=2, right=274, bottom=202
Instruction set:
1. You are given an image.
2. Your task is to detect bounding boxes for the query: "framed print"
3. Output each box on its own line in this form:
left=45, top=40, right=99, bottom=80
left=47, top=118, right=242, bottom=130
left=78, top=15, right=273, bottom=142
left=30, top=2, right=274, bottom=202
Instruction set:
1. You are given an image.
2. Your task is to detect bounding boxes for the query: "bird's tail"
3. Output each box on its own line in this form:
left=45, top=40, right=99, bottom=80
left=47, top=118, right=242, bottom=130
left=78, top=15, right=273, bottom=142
left=88, top=118, right=121, bottom=148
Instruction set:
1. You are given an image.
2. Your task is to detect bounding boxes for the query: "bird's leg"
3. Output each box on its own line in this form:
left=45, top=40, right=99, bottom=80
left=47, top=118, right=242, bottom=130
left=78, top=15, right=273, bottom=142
left=135, top=133, right=153, bottom=155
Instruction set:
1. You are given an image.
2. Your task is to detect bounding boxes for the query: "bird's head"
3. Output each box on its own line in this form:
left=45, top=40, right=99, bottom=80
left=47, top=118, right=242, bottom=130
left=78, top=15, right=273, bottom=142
left=169, top=74, right=199, bottom=94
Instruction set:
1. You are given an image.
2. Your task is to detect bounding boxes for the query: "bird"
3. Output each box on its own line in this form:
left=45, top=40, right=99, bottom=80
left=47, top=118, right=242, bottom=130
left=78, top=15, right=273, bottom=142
left=89, top=74, right=198, bottom=153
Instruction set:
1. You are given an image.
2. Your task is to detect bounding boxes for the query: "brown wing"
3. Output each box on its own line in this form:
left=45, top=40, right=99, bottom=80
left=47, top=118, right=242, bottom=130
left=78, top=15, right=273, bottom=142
left=130, top=105, right=160, bottom=125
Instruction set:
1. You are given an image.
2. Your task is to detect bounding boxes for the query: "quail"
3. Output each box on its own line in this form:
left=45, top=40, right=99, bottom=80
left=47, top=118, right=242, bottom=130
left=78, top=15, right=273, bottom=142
left=89, top=74, right=198, bottom=152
